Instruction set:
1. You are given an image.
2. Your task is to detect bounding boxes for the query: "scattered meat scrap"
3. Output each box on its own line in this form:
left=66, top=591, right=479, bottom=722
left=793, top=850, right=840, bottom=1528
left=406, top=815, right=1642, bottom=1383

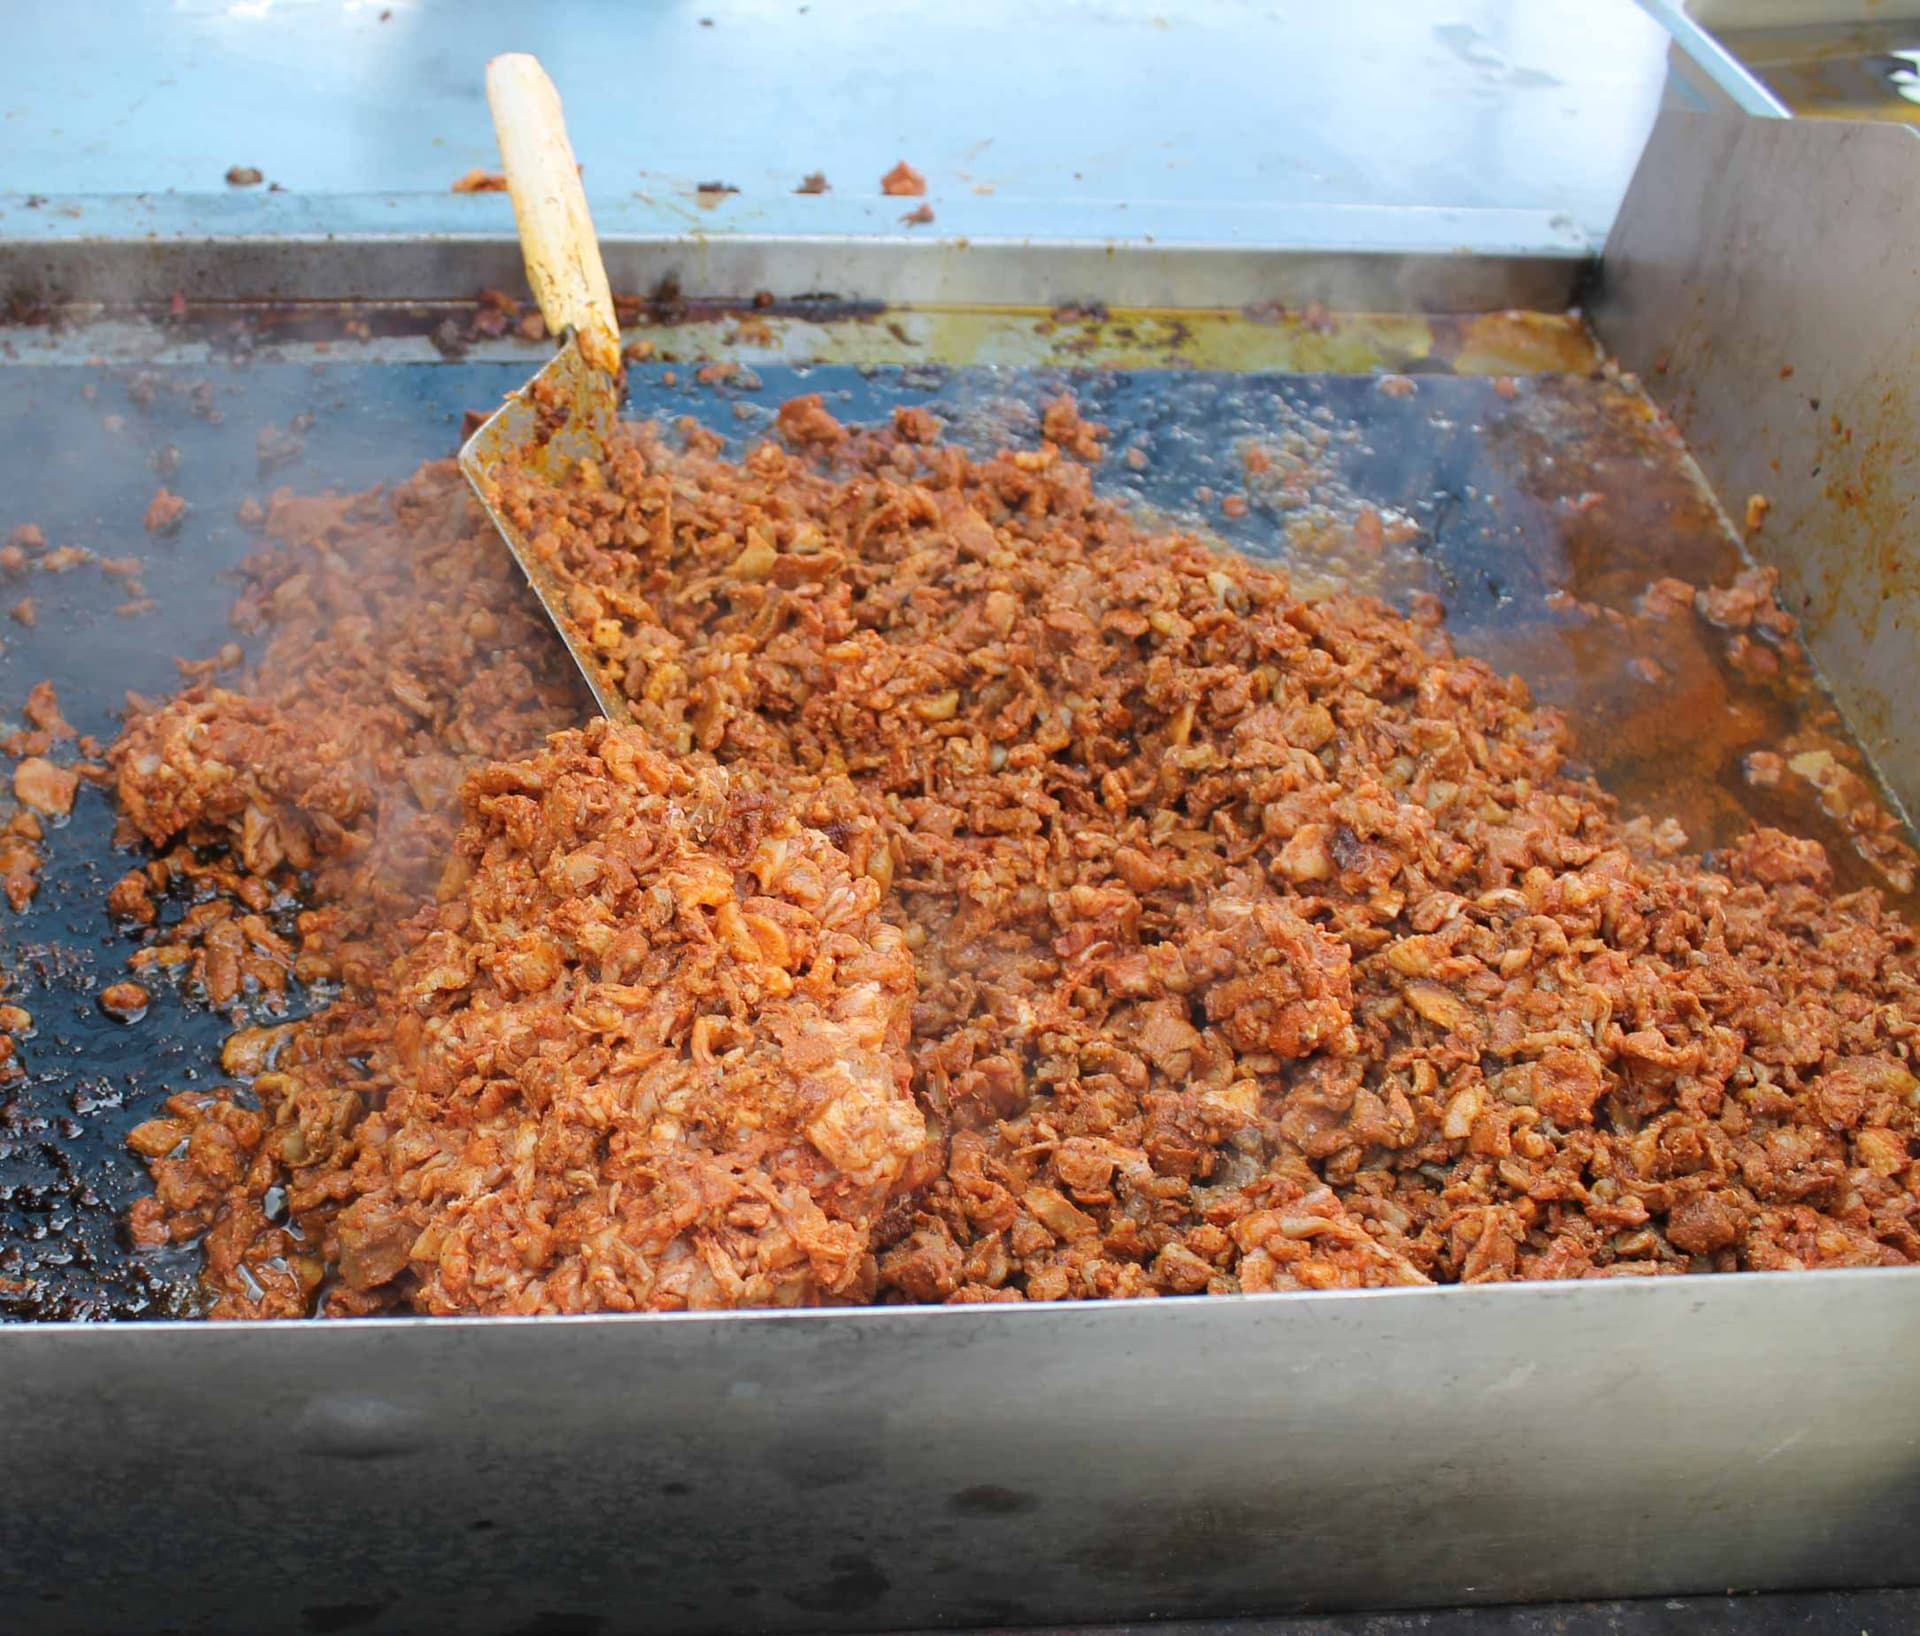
left=880, top=161, right=927, bottom=196
left=0, top=1000, right=28, bottom=1080
left=0, top=810, right=44, bottom=910
left=795, top=171, right=830, bottom=194
left=40, top=544, right=94, bottom=573
left=13, top=757, right=77, bottom=820
left=900, top=203, right=935, bottom=227
left=144, top=488, right=187, bottom=534
left=106, top=397, right=1920, bottom=1321
left=224, top=166, right=264, bottom=188
left=450, top=169, right=509, bottom=193
left=99, top=981, right=152, bottom=1023
left=24, top=681, right=74, bottom=739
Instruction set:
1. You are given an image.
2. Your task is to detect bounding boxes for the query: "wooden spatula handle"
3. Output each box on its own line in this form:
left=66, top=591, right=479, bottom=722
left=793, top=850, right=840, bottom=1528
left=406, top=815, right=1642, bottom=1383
left=485, top=53, right=619, bottom=357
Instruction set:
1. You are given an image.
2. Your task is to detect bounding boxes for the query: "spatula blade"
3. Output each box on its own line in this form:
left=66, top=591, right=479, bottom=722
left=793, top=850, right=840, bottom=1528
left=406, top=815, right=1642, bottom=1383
left=459, top=334, right=628, bottom=721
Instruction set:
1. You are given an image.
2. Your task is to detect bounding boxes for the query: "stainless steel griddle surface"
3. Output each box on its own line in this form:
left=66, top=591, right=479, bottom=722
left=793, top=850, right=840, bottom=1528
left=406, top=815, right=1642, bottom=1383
left=0, top=351, right=1899, bottom=1321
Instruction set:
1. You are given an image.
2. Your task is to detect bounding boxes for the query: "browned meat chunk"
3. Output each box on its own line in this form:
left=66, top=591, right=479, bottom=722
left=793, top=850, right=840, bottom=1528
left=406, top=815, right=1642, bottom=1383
left=144, top=488, right=188, bottom=534
left=99, top=981, right=152, bottom=1022
left=13, top=756, right=77, bottom=819
left=880, top=161, right=927, bottom=196
left=24, top=681, right=74, bottom=739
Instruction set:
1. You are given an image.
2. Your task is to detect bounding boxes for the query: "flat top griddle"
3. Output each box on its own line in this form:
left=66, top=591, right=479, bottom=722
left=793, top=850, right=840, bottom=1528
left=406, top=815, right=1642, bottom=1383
left=0, top=347, right=1898, bottom=1321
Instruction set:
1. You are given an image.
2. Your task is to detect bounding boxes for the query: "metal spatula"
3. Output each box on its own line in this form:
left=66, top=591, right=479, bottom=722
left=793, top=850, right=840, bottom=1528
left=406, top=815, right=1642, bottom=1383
left=459, top=52, right=629, bottom=721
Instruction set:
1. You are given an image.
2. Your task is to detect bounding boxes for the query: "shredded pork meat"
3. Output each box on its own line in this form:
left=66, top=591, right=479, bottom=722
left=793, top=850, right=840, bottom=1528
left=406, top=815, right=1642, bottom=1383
left=115, top=396, right=1920, bottom=1317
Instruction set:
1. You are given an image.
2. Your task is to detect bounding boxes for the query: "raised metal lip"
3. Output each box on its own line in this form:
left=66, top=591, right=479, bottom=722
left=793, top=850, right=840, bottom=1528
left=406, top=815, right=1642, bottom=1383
left=11, top=1263, right=1920, bottom=1336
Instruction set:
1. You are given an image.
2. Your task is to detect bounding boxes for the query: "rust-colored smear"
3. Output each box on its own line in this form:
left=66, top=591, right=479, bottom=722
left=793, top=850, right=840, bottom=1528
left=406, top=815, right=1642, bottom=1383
left=1451, top=376, right=1913, bottom=908
left=1442, top=310, right=1605, bottom=376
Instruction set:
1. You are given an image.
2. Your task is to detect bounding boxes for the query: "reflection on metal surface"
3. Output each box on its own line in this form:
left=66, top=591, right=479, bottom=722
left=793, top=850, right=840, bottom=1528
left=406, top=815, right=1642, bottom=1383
left=1594, top=108, right=1920, bottom=822
left=6, top=1271, right=1920, bottom=1632
left=1714, top=18, right=1920, bottom=119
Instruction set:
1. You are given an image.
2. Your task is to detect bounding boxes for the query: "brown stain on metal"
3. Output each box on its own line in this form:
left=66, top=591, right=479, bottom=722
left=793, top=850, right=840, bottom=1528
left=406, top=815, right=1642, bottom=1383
left=1760, top=368, right=1920, bottom=777
left=1814, top=381, right=1920, bottom=644
left=55, top=298, right=1601, bottom=380
left=1449, top=375, right=1914, bottom=907
left=1444, top=309, right=1603, bottom=376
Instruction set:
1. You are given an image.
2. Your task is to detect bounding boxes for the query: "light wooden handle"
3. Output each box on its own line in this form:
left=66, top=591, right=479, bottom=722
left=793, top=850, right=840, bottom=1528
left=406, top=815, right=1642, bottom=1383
left=485, top=53, right=618, bottom=357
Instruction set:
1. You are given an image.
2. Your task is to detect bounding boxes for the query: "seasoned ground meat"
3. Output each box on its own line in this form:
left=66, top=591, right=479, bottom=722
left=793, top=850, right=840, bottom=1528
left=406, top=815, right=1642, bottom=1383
left=135, top=718, right=929, bottom=1316
left=109, top=465, right=581, bottom=1008
left=117, top=397, right=1920, bottom=1316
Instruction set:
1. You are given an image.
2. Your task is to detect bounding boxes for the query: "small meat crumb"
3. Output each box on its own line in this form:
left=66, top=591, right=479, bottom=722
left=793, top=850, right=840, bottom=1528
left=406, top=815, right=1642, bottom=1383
left=795, top=171, right=830, bottom=194
left=225, top=166, right=265, bottom=188
left=107, top=870, right=158, bottom=926
left=9, top=524, right=45, bottom=554
left=1377, top=375, right=1416, bottom=399
left=144, top=489, right=188, bottom=534
left=13, top=756, right=78, bottom=819
left=1041, top=396, right=1107, bottom=462
left=880, top=161, right=927, bottom=197
left=776, top=394, right=849, bottom=448
left=24, top=682, right=73, bottom=739
left=451, top=170, right=508, bottom=193
left=893, top=406, right=940, bottom=444
left=901, top=203, right=935, bottom=227
left=1745, top=493, right=1772, bottom=535
left=1640, top=577, right=1696, bottom=619
left=9, top=598, right=35, bottom=628
left=99, top=981, right=152, bottom=1023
